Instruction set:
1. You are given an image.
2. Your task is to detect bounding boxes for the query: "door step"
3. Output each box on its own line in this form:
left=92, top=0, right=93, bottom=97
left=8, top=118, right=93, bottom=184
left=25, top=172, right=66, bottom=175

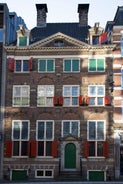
left=57, top=171, right=83, bottom=181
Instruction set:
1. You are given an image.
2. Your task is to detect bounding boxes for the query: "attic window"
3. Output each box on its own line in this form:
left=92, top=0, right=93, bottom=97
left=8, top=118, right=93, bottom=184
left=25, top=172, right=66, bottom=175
left=54, top=40, right=64, bottom=47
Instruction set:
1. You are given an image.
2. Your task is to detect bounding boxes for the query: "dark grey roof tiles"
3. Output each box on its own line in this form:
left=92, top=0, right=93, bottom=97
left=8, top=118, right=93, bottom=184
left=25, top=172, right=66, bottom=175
left=30, top=23, right=91, bottom=44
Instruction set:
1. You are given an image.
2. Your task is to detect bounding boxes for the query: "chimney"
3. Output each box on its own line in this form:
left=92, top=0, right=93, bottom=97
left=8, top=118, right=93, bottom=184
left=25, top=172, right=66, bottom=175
left=36, top=4, right=48, bottom=27
left=78, top=4, right=89, bottom=27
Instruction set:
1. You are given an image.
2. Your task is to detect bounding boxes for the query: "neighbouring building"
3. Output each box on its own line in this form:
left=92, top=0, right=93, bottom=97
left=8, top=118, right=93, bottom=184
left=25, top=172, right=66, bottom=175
left=2, top=3, right=117, bottom=182
left=0, top=3, right=27, bottom=180
left=105, top=6, right=123, bottom=180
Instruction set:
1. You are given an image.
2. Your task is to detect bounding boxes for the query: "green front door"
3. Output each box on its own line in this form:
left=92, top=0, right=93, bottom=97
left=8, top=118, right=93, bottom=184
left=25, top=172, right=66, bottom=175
left=12, top=170, right=27, bottom=181
left=89, top=171, right=104, bottom=181
left=65, top=143, right=76, bottom=169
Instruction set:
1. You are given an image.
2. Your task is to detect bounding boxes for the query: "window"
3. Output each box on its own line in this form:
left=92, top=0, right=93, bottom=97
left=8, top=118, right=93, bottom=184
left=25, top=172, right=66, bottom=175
left=19, top=36, right=27, bottom=46
left=63, top=85, right=79, bottom=106
left=38, top=59, right=54, bottom=72
left=54, top=40, right=64, bottom=47
left=13, top=85, right=30, bottom=107
left=15, top=60, right=29, bottom=72
left=88, top=85, right=105, bottom=106
left=12, top=120, right=29, bottom=156
left=89, top=59, right=104, bottom=72
left=64, top=59, right=79, bottom=72
left=87, top=121, right=105, bottom=157
left=62, top=121, right=79, bottom=137
left=36, top=169, right=53, bottom=178
left=37, top=85, right=54, bottom=106
left=36, top=121, right=54, bottom=156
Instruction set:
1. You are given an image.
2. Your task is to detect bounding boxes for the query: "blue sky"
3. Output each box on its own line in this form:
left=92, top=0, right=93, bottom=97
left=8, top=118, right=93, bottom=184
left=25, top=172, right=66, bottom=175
left=2, top=0, right=123, bottom=29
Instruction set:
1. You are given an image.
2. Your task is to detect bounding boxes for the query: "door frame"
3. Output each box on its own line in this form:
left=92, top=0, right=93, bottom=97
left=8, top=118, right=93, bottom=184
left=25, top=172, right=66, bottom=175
left=60, top=141, right=80, bottom=171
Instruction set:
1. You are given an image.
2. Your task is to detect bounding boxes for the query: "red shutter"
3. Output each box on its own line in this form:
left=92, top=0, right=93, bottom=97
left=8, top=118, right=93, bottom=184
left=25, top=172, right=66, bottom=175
left=79, top=96, right=84, bottom=105
left=53, top=96, right=58, bottom=106
left=29, top=57, right=32, bottom=71
left=59, top=96, right=63, bottom=106
left=103, top=141, right=108, bottom=158
left=30, top=141, right=37, bottom=157
left=52, top=140, right=57, bottom=157
left=85, top=96, right=90, bottom=105
left=8, top=58, right=15, bottom=72
left=6, top=141, right=12, bottom=157
left=105, top=96, right=111, bottom=105
left=83, top=141, right=89, bottom=158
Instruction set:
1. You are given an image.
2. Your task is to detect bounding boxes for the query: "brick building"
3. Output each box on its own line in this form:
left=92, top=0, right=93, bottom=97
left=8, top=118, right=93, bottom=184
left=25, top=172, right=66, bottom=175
left=0, top=3, right=26, bottom=180
left=3, top=4, right=116, bottom=182
left=105, top=6, right=123, bottom=180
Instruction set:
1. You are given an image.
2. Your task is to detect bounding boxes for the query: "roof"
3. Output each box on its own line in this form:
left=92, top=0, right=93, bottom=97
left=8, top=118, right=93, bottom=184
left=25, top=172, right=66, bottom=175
left=113, top=6, right=123, bottom=25
left=30, top=23, right=91, bottom=44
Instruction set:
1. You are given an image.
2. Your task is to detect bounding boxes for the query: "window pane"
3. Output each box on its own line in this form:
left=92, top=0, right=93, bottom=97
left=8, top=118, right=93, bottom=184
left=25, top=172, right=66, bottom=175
left=46, top=122, right=53, bottom=139
left=45, top=170, right=52, bottom=176
left=38, top=141, right=44, bottom=156
left=97, top=59, right=104, bottom=71
left=97, top=97, right=103, bottom=105
left=46, top=141, right=52, bottom=156
left=64, top=98, right=70, bottom=106
left=97, top=121, right=104, bottom=140
left=37, top=97, right=45, bottom=105
left=13, top=141, right=19, bottom=156
left=64, top=60, right=71, bottom=71
left=97, top=86, right=104, bottom=95
left=21, top=121, right=28, bottom=139
left=38, top=122, right=44, bottom=139
left=14, top=87, right=21, bottom=96
left=39, top=60, right=46, bottom=71
left=46, top=86, right=54, bottom=96
left=72, top=122, right=78, bottom=136
left=89, top=141, right=95, bottom=156
left=13, top=122, right=20, bottom=139
left=23, top=60, right=29, bottom=71
left=38, top=86, right=45, bottom=96
left=72, top=60, right=79, bottom=71
left=64, top=86, right=70, bottom=96
left=90, top=97, right=95, bottom=105
left=89, top=122, right=96, bottom=140
left=63, top=122, right=70, bottom=136
left=22, top=87, right=29, bottom=96
left=47, top=60, right=53, bottom=71
left=19, top=36, right=27, bottom=46
left=37, top=170, right=43, bottom=176
left=89, top=59, right=96, bottom=71
left=72, top=97, right=78, bottom=105
left=89, top=86, right=96, bottom=95
left=97, top=142, right=103, bottom=156
left=16, top=61, right=21, bottom=72
left=72, top=86, right=78, bottom=96
left=21, top=141, right=28, bottom=156
left=46, top=97, right=53, bottom=106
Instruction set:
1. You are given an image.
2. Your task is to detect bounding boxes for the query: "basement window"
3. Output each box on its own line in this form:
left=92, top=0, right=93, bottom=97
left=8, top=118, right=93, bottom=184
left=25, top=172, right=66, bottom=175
left=35, top=169, right=53, bottom=178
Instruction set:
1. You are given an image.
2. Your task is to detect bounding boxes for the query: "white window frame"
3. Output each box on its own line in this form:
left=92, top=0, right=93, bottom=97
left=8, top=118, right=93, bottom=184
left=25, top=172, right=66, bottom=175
left=38, top=59, right=55, bottom=73
left=35, top=169, right=54, bottom=178
left=87, top=120, right=106, bottom=157
left=13, top=85, right=30, bottom=107
left=15, top=60, right=29, bottom=73
left=37, top=85, right=54, bottom=107
left=12, top=120, right=30, bottom=157
left=63, top=58, right=80, bottom=72
left=88, top=58, right=105, bottom=72
left=36, top=120, right=54, bottom=157
left=63, top=85, right=79, bottom=107
left=62, top=120, right=80, bottom=137
left=88, top=85, right=105, bottom=106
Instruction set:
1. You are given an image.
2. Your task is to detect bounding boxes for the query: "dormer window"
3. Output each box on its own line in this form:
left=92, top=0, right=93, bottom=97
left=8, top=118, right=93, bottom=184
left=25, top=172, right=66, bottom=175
left=54, top=40, right=64, bottom=47
left=19, top=36, right=27, bottom=46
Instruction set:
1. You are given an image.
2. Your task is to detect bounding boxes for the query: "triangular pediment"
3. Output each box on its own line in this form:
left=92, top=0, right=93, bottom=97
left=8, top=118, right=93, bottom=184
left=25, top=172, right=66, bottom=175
left=29, top=32, right=90, bottom=49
